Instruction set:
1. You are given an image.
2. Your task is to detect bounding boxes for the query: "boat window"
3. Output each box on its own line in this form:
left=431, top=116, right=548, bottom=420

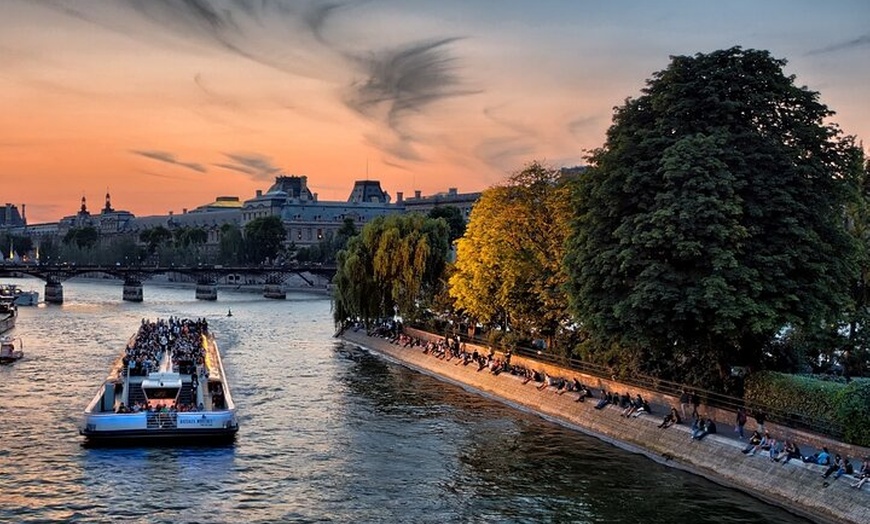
left=144, top=387, right=179, bottom=400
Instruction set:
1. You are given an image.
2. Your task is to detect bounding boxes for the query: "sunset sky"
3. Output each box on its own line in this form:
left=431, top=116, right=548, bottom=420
left=2, top=0, right=868, bottom=223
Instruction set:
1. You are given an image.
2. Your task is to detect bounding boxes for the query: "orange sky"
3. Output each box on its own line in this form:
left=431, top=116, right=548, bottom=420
left=2, top=0, right=868, bottom=223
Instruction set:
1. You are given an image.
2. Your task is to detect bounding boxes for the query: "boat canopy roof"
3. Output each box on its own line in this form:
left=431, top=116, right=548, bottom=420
left=142, top=372, right=182, bottom=389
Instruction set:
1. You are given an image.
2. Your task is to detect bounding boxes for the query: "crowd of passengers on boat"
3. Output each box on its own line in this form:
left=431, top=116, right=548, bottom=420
left=115, top=317, right=212, bottom=414
left=123, top=317, right=209, bottom=377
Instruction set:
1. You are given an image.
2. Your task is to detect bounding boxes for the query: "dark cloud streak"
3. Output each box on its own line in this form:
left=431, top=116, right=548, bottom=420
left=807, top=34, right=870, bottom=55
left=42, top=0, right=478, bottom=164
left=131, top=150, right=207, bottom=173
left=218, top=152, right=282, bottom=181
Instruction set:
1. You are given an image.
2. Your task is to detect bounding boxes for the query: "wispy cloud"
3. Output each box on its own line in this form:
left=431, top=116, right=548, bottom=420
left=215, top=152, right=282, bottom=181
left=807, top=33, right=870, bottom=55
left=474, top=136, right=535, bottom=172
left=38, top=0, right=477, bottom=164
left=136, top=169, right=201, bottom=182
left=345, top=37, right=478, bottom=160
left=131, top=150, right=206, bottom=173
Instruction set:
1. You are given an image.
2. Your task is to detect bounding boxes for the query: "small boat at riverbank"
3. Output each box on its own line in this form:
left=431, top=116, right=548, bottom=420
left=0, top=284, right=39, bottom=306
left=80, top=317, right=238, bottom=445
left=0, top=335, right=23, bottom=364
left=0, top=298, right=16, bottom=334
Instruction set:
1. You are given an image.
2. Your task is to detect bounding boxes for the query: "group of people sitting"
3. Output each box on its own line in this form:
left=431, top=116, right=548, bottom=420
left=738, top=430, right=870, bottom=489
left=114, top=400, right=202, bottom=414
left=366, top=323, right=870, bottom=492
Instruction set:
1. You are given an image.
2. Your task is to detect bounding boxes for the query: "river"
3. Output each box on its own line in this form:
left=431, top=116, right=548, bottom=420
left=0, top=277, right=809, bottom=523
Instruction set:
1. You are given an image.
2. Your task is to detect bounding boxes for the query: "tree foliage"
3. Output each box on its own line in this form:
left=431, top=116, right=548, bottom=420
left=63, top=226, right=100, bottom=249
left=450, top=162, right=574, bottom=350
left=219, top=224, right=243, bottom=265
left=296, top=218, right=358, bottom=264
left=139, top=226, right=173, bottom=254
left=244, top=216, right=286, bottom=264
left=428, top=205, right=466, bottom=243
left=564, top=47, right=861, bottom=388
left=333, top=213, right=449, bottom=328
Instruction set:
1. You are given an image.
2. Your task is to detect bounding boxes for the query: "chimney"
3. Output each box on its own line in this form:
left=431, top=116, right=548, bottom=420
left=21, top=204, right=26, bottom=224
left=396, top=191, right=403, bottom=203
left=182, top=208, right=188, bottom=214
left=256, top=190, right=263, bottom=197
left=448, top=187, right=457, bottom=196
left=313, top=193, right=318, bottom=202
left=414, top=190, right=421, bottom=199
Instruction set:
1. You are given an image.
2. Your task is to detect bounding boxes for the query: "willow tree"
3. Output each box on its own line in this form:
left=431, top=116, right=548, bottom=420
left=333, top=213, right=449, bottom=329
left=449, top=162, right=574, bottom=350
left=565, top=47, right=861, bottom=388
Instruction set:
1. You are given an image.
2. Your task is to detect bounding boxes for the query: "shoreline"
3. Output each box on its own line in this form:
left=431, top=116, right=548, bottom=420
left=341, top=329, right=869, bottom=524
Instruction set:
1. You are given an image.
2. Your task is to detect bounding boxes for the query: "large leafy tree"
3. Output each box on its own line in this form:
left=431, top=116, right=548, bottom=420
left=450, top=162, right=574, bottom=350
left=64, top=226, right=100, bottom=249
left=244, top=216, right=286, bottom=264
left=139, top=226, right=173, bottom=254
left=428, top=205, right=466, bottom=243
left=565, top=47, right=861, bottom=388
left=333, top=213, right=449, bottom=328
left=219, top=224, right=243, bottom=265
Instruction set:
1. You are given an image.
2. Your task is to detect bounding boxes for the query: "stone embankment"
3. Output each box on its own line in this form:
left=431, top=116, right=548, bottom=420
left=341, top=329, right=870, bottom=524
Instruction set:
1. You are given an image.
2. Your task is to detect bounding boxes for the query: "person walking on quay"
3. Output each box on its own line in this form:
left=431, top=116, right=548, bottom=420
left=691, top=390, right=701, bottom=419
left=679, top=389, right=690, bottom=420
left=736, top=407, right=748, bottom=439
left=754, top=410, right=766, bottom=434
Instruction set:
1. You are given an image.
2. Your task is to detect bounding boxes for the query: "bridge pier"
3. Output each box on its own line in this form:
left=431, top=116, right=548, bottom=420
left=44, top=281, right=64, bottom=304
left=122, top=279, right=144, bottom=302
left=195, top=282, right=218, bottom=301
left=263, top=283, right=286, bottom=300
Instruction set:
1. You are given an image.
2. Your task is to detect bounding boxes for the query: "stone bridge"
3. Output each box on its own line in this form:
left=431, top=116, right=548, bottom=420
left=0, top=263, right=336, bottom=304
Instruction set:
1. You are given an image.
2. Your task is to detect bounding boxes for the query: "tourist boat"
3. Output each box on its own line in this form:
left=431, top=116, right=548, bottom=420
left=0, top=335, right=23, bottom=364
left=0, top=284, right=38, bottom=306
left=80, top=318, right=239, bottom=444
left=0, top=298, right=16, bottom=334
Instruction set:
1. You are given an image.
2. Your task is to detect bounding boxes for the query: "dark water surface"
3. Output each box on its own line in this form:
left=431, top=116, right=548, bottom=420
left=0, top=278, right=809, bottom=523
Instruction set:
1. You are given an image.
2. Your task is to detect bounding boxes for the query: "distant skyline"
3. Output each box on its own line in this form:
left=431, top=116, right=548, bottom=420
left=2, top=0, right=868, bottom=223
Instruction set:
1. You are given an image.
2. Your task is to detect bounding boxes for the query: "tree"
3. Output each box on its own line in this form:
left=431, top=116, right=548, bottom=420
left=295, top=218, right=358, bottom=264
left=63, top=226, right=100, bottom=249
left=219, top=224, right=243, bottom=265
left=244, top=216, right=286, bottom=264
left=333, top=213, right=449, bottom=328
left=428, top=205, right=466, bottom=243
left=139, top=226, right=173, bottom=254
left=564, top=47, right=861, bottom=388
left=449, top=162, right=573, bottom=351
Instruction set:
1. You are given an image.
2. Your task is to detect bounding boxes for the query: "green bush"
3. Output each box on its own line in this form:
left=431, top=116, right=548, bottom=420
left=745, top=372, right=870, bottom=446
left=836, top=379, right=870, bottom=447
left=744, top=371, right=844, bottom=437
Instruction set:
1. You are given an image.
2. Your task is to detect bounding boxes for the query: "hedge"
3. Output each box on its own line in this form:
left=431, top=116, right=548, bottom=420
left=745, top=371, right=870, bottom=446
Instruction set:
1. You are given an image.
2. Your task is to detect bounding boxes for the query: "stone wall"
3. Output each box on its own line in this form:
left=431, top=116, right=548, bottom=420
left=343, top=329, right=870, bottom=524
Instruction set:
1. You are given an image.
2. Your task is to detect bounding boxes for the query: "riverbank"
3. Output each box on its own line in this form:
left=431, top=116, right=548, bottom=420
left=341, top=329, right=870, bottom=524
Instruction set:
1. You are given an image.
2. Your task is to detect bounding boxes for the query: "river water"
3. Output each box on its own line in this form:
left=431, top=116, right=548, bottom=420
left=0, top=278, right=808, bottom=523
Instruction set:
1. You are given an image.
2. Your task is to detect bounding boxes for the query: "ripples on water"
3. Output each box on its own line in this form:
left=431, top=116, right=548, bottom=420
left=0, top=278, right=809, bottom=523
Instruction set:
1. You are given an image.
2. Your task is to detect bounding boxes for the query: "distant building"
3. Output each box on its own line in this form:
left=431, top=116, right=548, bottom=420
left=57, top=192, right=134, bottom=236
left=1, top=203, right=26, bottom=231
left=399, top=187, right=480, bottom=220
left=241, top=176, right=401, bottom=247
left=189, top=196, right=243, bottom=214
left=19, top=174, right=484, bottom=253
